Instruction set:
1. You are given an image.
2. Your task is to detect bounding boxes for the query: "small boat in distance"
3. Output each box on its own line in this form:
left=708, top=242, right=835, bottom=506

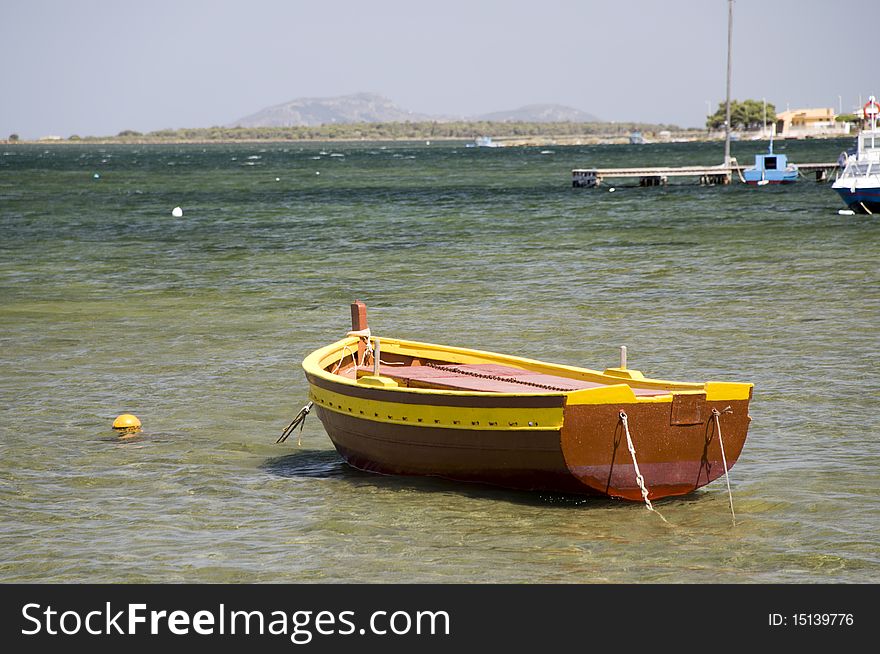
left=290, top=302, right=753, bottom=501
left=629, top=131, right=648, bottom=145
left=466, top=136, right=499, bottom=148
left=832, top=96, right=880, bottom=214
left=743, top=139, right=798, bottom=185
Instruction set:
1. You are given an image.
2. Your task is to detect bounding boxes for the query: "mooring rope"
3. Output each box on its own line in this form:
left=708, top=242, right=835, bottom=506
left=619, top=410, right=668, bottom=523
left=347, top=328, right=373, bottom=366
left=331, top=345, right=357, bottom=375
left=711, top=406, right=736, bottom=526
left=797, top=168, right=811, bottom=181
left=729, top=157, right=747, bottom=184
left=277, top=401, right=313, bottom=446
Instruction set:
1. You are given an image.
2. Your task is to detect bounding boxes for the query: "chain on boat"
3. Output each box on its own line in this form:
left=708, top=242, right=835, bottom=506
left=711, top=406, right=736, bottom=526
left=425, top=362, right=572, bottom=392
left=618, top=410, right=668, bottom=523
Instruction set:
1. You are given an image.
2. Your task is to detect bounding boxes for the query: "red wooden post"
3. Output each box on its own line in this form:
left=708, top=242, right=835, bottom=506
left=350, top=300, right=368, bottom=331
left=350, top=300, right=368, bottom=365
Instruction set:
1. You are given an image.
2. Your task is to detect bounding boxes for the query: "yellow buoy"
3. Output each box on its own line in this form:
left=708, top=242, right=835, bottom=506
left=112, top=414, right=141, bottom=430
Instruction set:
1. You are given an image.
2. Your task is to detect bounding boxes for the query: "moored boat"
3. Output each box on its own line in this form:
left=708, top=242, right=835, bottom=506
left=465, top=136, right=499, bottom=148
left=743, top=141, right=798, bottom=185
left=292, top=302, right=753, bottom=501
left=832, top=96, right=880, bottom=214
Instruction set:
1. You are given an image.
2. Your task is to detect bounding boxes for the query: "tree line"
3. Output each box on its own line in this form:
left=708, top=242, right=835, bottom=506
left=41, top=120, right=689, bottom=143
left=706, top=100, right=777, bottom=131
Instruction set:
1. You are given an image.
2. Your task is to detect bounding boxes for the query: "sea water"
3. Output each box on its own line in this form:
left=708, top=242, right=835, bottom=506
left=1, top=139, right=877, bottom=582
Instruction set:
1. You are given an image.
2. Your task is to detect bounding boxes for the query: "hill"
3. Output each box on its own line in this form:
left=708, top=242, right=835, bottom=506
left=231, top=94, right=601, bottom=128
left=230, top=92, right=432, bottom=127
left=474, top=103, right=600, bottom=123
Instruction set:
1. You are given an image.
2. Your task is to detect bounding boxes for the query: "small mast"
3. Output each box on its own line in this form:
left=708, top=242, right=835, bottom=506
left=350, top=299, right=368, bottom=365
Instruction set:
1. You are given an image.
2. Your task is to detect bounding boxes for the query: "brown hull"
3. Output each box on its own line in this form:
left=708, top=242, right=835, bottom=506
left=560, top=398, right=751, bottom=500
left=315, top=406, right=592, bottom=494
left=308, top=372, right=751, bottom=499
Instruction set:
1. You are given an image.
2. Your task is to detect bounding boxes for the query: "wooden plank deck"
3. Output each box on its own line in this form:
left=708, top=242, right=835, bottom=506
left=572, top=161, right=838, bottom=187
left=353, top=363, right=670, bottom=396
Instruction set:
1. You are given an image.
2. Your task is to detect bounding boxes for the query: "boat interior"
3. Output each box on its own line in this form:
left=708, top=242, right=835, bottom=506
left=328, top=345, right=676, bottom=397
left=307, top=303, right=714, bottom=397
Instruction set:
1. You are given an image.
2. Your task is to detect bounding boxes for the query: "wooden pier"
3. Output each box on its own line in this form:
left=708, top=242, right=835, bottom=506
left=572, top=161, right=838, bottom=187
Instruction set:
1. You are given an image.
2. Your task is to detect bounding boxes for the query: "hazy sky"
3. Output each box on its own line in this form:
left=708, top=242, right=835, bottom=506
left=2, top=0, right=877, bottom=138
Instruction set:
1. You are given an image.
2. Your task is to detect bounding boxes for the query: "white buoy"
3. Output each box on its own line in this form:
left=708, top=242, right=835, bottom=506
left=609, top=187, right=616, bottom=192
left=838, top=209, right=855, bottom=215
left=275, top=177, right=280, bottom=182
left=93, top=173, right=100, bottom=179
left=315, top=171, right=320, bottom=175
left=171, top=206, right=183, bottom=218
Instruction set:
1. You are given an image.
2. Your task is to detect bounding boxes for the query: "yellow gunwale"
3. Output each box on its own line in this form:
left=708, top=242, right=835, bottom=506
left=309, top=384, right=565, bottom=431
left=302, top=336, right=753, bottom=404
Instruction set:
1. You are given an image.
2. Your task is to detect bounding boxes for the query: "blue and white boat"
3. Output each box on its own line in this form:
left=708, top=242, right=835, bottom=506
left=743, top=136, right=797, bottom=185
left=832, top=96, right=880, bottom=214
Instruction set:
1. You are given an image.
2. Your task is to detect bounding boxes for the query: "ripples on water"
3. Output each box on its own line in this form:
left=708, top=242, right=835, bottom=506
left=0, top=141, right=877, bottom=582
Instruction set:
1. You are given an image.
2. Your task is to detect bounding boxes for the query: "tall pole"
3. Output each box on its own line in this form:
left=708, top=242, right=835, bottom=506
left=724, top=0, right=734, bottom=166
left=762, top=98, right=767, bottom=138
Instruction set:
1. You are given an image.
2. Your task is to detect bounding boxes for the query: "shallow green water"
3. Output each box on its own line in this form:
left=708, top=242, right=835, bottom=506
left=1, top=139, right=878, bottom=583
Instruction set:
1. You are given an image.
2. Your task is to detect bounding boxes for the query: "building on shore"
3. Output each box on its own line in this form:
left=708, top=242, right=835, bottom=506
left=775, top=107, right=850, bottom=138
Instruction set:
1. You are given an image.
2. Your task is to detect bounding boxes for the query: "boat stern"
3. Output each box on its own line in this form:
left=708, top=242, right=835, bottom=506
left=559, top=382, right=752, bottom=500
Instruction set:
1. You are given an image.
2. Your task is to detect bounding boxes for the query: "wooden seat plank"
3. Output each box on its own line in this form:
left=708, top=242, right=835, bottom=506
left=349, top=363, right=672, bottom=396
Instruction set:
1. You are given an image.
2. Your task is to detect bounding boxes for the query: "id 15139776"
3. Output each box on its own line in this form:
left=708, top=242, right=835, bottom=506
left=769, top=613, right=854, bottom=627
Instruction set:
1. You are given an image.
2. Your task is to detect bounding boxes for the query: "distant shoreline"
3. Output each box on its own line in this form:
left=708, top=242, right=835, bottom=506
left=2, top=120, right=701, bottom=146
left=4, top=135, right=700, bottom=146
left=3, top=131, right=850, bottom=147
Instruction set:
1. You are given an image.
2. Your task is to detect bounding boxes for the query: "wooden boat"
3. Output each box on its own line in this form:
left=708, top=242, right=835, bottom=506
left=297, top=302, right=753, bottom=501
left=743, top=142, right=798, bottom=185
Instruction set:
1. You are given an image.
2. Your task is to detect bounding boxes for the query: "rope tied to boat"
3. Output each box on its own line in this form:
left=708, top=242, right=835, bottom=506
left=277, top=401, right=313, bottom=446
left=729, top=157, right=746, bottom=184
left=331, top=345, right=359, bottom=377
left=347, top=327, right=374, bottom=366
left=711, top=406, right=736, bottom=526
left=619, top=410, right=668, bottom=523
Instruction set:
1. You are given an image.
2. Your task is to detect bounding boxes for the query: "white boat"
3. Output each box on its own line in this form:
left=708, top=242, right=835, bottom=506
left=467, top=136, right=499, bottom=148
left=832, top=96, right=880, bottom=214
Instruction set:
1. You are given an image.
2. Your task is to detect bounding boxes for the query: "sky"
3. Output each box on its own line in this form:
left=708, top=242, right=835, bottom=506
left=1, top=0, right=877, bottom=139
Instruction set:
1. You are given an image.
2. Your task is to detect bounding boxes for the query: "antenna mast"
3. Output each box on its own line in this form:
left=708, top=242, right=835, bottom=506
left=724, top=0, right=734, bottom=166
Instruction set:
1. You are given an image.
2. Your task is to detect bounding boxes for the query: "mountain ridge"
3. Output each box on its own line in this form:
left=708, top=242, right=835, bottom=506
left=230, top=93, right=601, bottom=127
left=474, top=103, right=599, bottom=123
left=230, top=92, right=432, bottom=127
